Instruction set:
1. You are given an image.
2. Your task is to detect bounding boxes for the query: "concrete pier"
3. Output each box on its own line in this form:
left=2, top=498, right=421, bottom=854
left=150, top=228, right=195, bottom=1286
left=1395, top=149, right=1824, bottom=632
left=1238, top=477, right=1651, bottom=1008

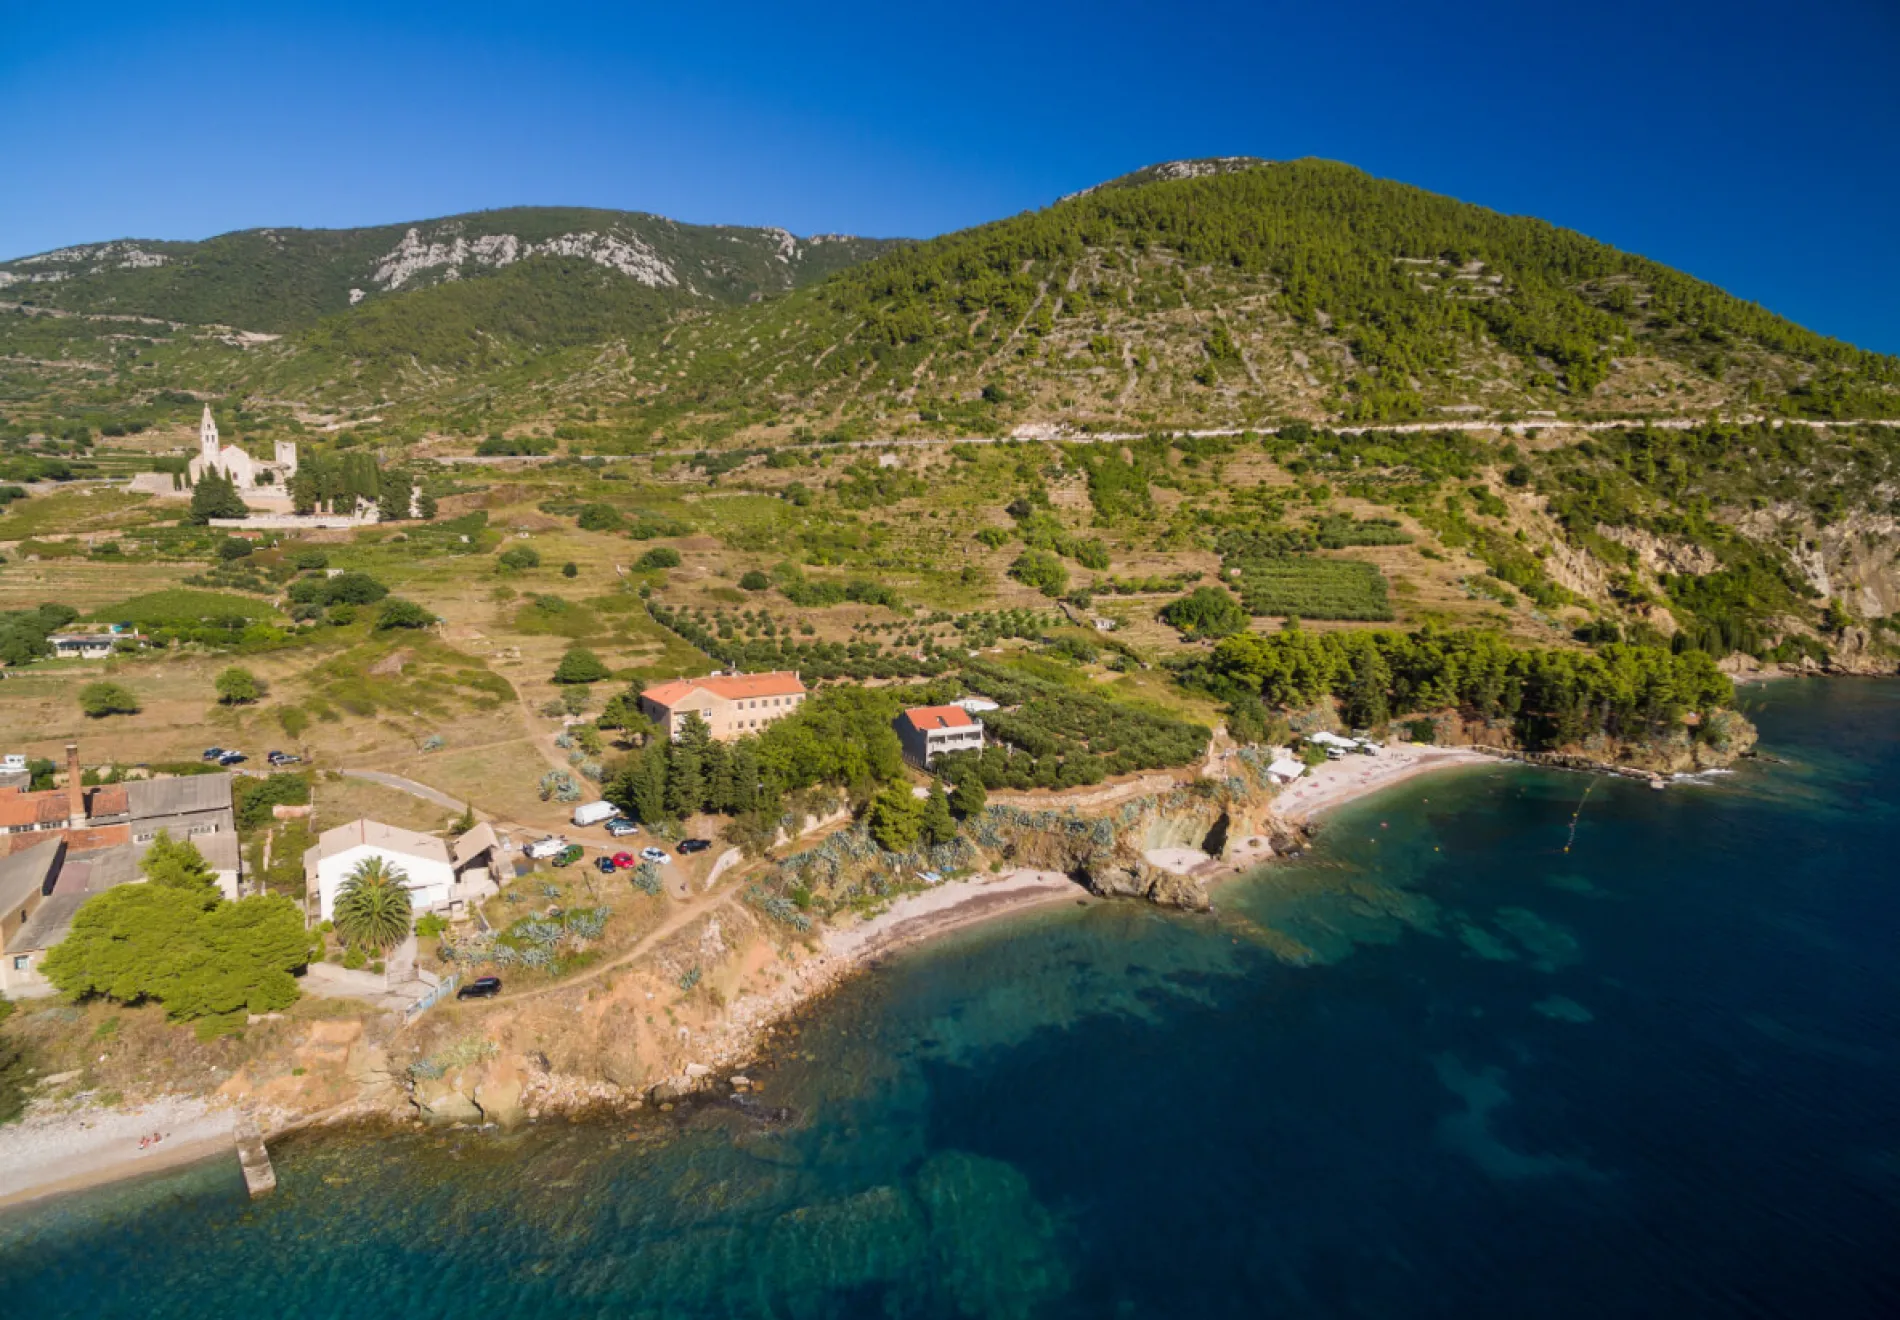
left=234, top=1114, right=276, bottom=1198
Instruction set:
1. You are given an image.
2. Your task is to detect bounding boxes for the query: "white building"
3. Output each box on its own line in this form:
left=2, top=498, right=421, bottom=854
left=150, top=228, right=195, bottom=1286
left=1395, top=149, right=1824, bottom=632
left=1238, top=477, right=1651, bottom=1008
left=1266, top=757, right=1306, bottom=784
left=187, top=404, right=297, bottom=490
left=305, top=818, right=455, bottom=923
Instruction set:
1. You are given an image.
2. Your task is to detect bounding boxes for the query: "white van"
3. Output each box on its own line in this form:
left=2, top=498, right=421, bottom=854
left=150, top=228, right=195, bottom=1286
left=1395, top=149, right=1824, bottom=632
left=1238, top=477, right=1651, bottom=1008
left=572, top=800, right=618, bottom=828
left=526, top=835, right=570, bottom=860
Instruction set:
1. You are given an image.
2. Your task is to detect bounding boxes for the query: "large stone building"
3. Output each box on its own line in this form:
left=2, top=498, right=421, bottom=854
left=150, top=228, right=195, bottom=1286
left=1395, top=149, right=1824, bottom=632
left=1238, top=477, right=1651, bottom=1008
left=0, top=746, right=239, bottom=874
left=894, top=705, right=985, bottom=769
left=638, top=671, right=808, bottom=741
left=187, top=404, right=297, bottom=490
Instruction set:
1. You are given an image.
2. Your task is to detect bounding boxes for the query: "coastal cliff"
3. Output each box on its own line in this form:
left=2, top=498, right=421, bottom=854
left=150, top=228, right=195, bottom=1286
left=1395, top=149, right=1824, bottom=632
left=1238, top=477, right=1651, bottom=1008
left=0, top=703, right=1764, bottom=1187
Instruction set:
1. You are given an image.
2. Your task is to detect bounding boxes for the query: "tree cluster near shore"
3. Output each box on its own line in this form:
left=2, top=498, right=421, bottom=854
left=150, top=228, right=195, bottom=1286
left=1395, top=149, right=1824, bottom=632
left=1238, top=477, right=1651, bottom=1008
left=1189, top=624, right=1735, bottom=750
left=42, top=833, right=307, bottom=1026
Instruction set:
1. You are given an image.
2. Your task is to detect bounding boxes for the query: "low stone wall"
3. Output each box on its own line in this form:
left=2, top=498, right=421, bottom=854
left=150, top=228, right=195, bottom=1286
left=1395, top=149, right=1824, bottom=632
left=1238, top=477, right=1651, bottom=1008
left=210, top=513, right=377, bottom=530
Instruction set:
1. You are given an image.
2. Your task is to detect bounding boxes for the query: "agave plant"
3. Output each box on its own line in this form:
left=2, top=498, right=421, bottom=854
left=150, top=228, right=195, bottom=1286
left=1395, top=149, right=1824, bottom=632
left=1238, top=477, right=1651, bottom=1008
left=333, top=855, right=414, bottom=954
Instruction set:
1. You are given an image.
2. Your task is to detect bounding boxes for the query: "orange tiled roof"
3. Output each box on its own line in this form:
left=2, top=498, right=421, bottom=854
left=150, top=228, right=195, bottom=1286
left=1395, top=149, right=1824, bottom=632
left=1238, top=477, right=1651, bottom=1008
left=0, top=789, right=71, bottom=831
left=60, top=825, right=133, bottom=853
left=0, top=824, right=130, bottom=856
left=899, top=705, right=976, bottom=731
left=88, top=784, right=129, bottom=817
left=641, top=671, right=806, bottom=706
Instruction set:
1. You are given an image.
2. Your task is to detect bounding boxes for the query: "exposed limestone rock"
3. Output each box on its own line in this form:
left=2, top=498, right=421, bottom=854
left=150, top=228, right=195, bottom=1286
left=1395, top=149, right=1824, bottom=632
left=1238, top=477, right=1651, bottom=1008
left=1596, top=524, right=1720, bottom=576
left=413, top=1074, right=483, bottom=1125
left=1147, top=870, right=1212, bottom=912
left=471, top=1069, right=527, bottom=1129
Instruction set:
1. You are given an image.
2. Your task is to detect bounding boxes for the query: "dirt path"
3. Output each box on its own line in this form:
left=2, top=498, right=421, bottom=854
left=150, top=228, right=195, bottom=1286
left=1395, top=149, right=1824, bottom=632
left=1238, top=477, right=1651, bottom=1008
left=485, top=866, right=748, bottom=1007
left=339, top=769, right=467, bottom=812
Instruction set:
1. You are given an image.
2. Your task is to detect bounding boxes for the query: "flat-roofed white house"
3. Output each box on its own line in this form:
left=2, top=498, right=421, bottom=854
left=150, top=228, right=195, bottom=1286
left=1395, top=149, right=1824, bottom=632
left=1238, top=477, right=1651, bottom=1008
left=894, top=705, right=985, bottom=769
left=305, top=818, right=455, bottom=923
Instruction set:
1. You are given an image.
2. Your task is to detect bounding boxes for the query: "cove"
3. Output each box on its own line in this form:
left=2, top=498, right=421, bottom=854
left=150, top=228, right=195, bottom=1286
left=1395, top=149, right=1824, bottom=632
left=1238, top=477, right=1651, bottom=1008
left=2, top=678, right=1896, bottom=1317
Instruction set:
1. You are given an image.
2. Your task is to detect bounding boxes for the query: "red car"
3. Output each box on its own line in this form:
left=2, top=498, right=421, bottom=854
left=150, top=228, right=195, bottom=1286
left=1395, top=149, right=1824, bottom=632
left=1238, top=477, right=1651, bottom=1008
left=611, top=851, right=637, bottom=869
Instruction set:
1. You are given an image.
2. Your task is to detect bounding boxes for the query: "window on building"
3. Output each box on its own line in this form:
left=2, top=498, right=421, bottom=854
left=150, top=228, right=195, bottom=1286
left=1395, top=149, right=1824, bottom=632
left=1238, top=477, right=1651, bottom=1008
left=11, top=955, right=28, bottom=971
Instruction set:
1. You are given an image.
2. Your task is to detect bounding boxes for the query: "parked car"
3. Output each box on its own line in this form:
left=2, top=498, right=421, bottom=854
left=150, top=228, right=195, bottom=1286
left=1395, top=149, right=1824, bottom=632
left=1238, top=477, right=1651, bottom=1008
left=525, top=835, right=569, bottom=860
left=202, top=747, right=225, bottom=761
left=266, top=750, right=301, bottom=766
left=554, top=845, right=584, bottom=867
left=218, top=751, right=246, bottom=766
left=604, top=818, right=640, bottom=837
left=677, top=838, right=712, bottom=855
left=639, top=846, right=671, bottom=864
left=456, top=976, right=502, bottom=1000
left=594, top=855, right=617, bottom=875
left=610, top=851, right=637, bottom=869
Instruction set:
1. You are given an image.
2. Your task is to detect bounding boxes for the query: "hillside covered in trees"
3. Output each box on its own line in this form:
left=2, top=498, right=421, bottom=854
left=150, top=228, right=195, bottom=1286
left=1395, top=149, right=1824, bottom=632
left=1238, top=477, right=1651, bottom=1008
left=4, top=159, right=1895, bottom=443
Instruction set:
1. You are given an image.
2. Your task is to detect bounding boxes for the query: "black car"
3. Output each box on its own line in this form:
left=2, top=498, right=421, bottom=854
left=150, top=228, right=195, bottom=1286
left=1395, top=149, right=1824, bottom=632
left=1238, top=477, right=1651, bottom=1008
left=456, top=976, right=502, bottom=1000
left=678, top=838, right=713, bottom=855
left=594, top=855, right=617, bottom=874
left=202, top=747, right=225, bottom=761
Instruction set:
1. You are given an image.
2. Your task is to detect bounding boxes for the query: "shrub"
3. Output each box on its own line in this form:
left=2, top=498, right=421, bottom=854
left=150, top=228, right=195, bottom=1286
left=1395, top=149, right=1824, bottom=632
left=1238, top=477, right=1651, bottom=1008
left=553, top=646, right=611, bottom=684
left=232, top=773, right=310, bottom=830
left=215, top=666, right=264, bottom=705
left=498, top=545, right=541, bottom=571
left=636, top=547, right=681, bottom=570
left=575, top=503, right=622, bottom=531
left=217, top=537, right=254, bottom=561
left=375, top=598, right=436, bottom=630
left=1008, top=550, right=1069, bottom=597
left=738, top=570, right=771, bottom=591
left=320, top=571, right=389, bottom=605
left=79, top=682, right=141, bottom=718
left=1160, top=586, right=1250, bottom=640
left=292, top=549, right=329, bottom=571
left=561, top=562, right=579, bottom=578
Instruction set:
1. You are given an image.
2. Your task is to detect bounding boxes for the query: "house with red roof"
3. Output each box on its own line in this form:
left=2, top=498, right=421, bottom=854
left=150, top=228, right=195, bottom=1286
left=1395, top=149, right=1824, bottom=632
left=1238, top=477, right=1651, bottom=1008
left=894, top=705, right=985, bottom=769
left=638, top=671, right=807, bottom=741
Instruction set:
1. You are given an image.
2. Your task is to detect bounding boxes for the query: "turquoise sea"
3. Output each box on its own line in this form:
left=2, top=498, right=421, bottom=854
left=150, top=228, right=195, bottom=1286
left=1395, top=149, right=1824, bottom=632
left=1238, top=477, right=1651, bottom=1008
left=3, top=678, right=1897, bottom=1317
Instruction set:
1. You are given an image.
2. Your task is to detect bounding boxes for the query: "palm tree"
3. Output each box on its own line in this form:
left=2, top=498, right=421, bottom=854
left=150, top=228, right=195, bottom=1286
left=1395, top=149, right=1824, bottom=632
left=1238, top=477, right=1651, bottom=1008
left=333, top=856, right=414, bottom=954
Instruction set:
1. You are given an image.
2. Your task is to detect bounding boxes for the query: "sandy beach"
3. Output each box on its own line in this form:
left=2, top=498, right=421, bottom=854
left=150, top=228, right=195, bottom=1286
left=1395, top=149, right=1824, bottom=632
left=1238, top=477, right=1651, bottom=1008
left=1265, top=742, right=1491, bottom=825
left=0, top=1094, right=237, bottom=1211
left=824, top=869, right=1088, bottom=961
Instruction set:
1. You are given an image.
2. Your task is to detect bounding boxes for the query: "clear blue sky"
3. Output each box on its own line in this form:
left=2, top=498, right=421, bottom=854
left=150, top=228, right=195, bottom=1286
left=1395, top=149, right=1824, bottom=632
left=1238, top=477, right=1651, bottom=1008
left=3, top=0, right=1896, bottom=351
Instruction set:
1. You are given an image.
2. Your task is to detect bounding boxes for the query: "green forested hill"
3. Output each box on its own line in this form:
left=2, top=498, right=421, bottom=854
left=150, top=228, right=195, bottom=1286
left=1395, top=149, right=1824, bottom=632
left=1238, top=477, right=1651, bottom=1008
left=3, top=160, right=1895, bottom=440
left=0, top=208, right=902, bottom=331
left=574, top=158, right=1897, bottom=443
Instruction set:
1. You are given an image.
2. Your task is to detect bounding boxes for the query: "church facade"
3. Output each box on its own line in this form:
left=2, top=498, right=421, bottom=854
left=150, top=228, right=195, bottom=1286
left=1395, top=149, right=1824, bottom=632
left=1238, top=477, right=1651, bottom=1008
left=186, top=405, right=297, bottom=489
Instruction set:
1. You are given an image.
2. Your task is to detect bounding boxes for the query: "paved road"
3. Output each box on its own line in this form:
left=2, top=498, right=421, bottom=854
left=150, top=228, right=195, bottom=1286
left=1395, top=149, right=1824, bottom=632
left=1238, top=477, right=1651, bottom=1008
left=425, top=413, right=1900, bottom=467
left=339, top=769, right=467, bottom=812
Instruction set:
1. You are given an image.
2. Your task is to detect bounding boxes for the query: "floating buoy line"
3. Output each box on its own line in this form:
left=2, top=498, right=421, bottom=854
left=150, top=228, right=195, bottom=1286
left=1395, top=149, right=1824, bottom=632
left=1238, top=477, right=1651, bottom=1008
left=1563, top=782, right=1595, bottom=854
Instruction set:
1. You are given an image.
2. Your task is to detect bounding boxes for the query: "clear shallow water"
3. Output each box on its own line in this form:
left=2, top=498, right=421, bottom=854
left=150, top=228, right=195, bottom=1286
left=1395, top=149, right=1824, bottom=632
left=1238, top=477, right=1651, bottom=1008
left=4, top=679, right=1898, bottom=1317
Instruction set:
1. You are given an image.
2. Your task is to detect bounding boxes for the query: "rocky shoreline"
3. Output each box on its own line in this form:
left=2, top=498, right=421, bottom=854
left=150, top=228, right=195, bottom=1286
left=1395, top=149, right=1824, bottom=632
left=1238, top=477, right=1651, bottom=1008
left=0, top=725, right=1760, bottom=1206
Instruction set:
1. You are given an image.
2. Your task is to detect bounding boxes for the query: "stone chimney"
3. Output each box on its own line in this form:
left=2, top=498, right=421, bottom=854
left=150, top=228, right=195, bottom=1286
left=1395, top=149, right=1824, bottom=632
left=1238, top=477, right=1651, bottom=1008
left=66, top=743, right=84, bottom=824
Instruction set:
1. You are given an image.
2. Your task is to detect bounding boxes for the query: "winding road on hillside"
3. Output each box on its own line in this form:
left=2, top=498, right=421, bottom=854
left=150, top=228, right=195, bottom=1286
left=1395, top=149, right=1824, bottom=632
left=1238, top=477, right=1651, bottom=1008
left=427, top=413, right=1900, bottom=467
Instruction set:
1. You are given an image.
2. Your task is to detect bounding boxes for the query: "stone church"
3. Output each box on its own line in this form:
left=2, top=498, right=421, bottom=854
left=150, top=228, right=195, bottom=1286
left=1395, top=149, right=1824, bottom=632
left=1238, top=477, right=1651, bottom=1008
left=187, top=405, right=297, bottom=489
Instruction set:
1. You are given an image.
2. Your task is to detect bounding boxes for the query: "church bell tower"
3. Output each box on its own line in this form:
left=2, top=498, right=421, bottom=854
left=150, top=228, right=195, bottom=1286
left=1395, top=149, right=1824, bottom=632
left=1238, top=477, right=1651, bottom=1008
left=199, top=405, right=220, bottom=470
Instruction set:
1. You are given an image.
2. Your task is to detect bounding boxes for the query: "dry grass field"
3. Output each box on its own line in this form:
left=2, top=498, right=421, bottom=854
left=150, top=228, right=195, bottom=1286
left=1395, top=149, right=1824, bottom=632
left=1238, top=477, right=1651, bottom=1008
left=3, top=431, right=1595, bottom=826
